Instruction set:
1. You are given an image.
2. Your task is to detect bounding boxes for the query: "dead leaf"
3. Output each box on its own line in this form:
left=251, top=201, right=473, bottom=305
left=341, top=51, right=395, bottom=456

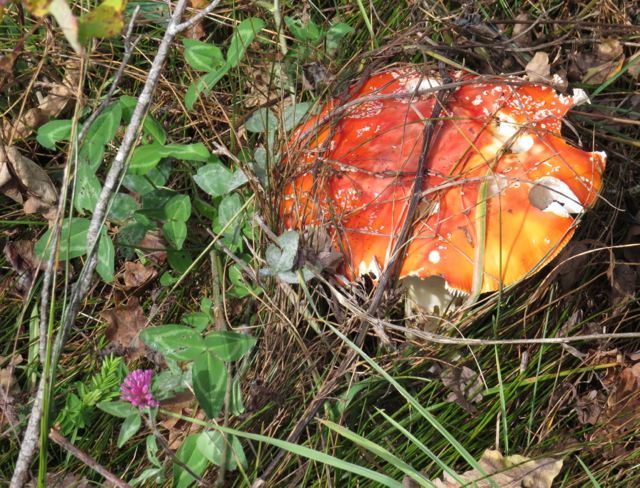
left=526, top=52, right=551, bottom=83
left=122, top=261, right=157, bottom=289
left=3, top=240, right=43, bottom=295
left=577, top=39, right=625, bottom=85
left=138, top=230, right=167, bottom=264
left=551, top=240, right=591, bottom=292
left=183, top=0, right=208, bottom=40
left=511, top=13, right=532, bottom=47
left=100, top=297, right=148, bottom=360
left=26, top=472, right=90, bottom=488
left=0, top=354, right=23, bottom=431
left=574, top=389, right=606, bottom=425
left=426, top=450, right=563, bottom=488
left=608, top=261, right=636, bottom=310
left=0, top=146, right=58, bottom=220
left=439, top=365, right=484, bottom=412
left=3, top=59, right=79, bottom=141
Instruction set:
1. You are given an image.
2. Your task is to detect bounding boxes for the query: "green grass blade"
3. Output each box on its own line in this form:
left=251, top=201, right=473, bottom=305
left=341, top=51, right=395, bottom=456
left=320, top=419, right=433, bottom=487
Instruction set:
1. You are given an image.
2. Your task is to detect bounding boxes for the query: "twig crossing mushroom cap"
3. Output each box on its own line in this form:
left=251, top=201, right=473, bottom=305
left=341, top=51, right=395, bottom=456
left=281, top=66, right=606, bottom=295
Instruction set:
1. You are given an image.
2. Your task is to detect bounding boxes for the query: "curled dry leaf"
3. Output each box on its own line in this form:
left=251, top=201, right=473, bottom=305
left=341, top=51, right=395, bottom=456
left=138, top=230, right=168, bottom=264
left=511, top=13, right=532, bottom=47
left=3, top=240, right=43, bottom=295
left=0, top=354, right=23, bottom=431
left=439, top=365, right=484, bottom=412
left=0, top=146, right=58, bottom=220
left=100, top=297, right=148, bottom=360
left=575, top=39, right=625, bottom=85
left=427, top=449, right=563, bottom=488
left=122, top=261, right=157, bottom=289
left=2, top=58, right=79, bottom=141
left=525, top=52, right=551, bottom=84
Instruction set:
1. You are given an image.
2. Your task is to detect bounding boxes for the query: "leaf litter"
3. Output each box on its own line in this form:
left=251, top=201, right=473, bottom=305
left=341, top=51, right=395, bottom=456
left=100, top=296, right=148, bottom=360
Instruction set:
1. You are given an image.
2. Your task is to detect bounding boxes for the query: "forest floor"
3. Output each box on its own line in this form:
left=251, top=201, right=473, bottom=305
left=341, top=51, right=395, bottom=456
left=1, top=0, right=640, bottom=486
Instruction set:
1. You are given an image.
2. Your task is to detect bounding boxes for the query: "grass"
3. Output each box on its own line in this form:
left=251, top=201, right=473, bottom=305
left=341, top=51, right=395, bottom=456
left=1, top=0, right=640, bottom=486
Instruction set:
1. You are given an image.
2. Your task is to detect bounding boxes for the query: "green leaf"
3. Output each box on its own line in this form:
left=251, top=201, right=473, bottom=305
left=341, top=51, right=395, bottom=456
left=164, top=194, right=191, bottom=222
left=74, top=164, right=103, bottom=213
left=193, top=161, right=248, bottom=198
left=162, top=220, right=187, bottom=250
left=245, top=108, right=278, bottom=133
left=97, top=400, right=138, bottom=418
left=140, top=325, right=206, bottom=361
left=128, top=143, right=166, bottom=175
left=265, top=230, right=299, bottom=273
left=217, top=193, right=243, bottom=244
left=226, top=17, right=265, bottom=68
left=173, top=433, right=209, bottom=488
left=117, top=412, right=142, bottom=448
left=185, top=66, right=229, bottom=110
left=196, top=431, right=247, bottom=471
left=282, top=103, right=312, bottom=132
left=167, top=250, right=193, bottom=274
left=35, top=218, right=91, bottom=261
left=204, top=331, right=256, bottom=361
left=108, top=193, right=138, bottom=221
left=119, top=95, right=166, bottom=144
left=36, top=119, right=72, bottom=149
left=325, top=22, right=354, bottom=57
left=164, top=143, right=210, bottom=161
left=83, top=102, right=122, bottom=147
left=116, top=223, right=146, bottom=259
left=230, top=376, right=245, bottom=416
left=284, top=16, right=322, bottom=43
left=192, top=351, right=227, bottom=419
left=182, top=312, right=210, bottom=332
left=146, top=434, right=162, bottom=468
left=96, top=232, right=115, bottom=282
left=122, top=159, right=172, bottom=195
left=78, top=0, right=127, bottom=44
left=160, top=272, right=178, bottom=286
left=183, top=38, right=225, bottom=72
left=228, top=264, right=261, bottom=298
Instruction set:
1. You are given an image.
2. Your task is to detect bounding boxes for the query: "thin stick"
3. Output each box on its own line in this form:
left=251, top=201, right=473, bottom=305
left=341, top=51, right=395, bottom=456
left=48, top=429, right=132, bottom=488
left=77, top=7, right=141, bottom=146
left=10, top=2, right=222, bottom=486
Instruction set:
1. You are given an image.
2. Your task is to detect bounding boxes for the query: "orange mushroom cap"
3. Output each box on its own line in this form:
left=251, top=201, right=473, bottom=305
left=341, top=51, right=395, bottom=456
left=280, top=66, right=606, bottom=299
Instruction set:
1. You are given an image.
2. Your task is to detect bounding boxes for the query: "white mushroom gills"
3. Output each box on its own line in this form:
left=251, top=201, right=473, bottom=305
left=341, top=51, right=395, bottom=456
left=528, top=176, right=584, bottom=218
left=494, top=112, right=534, bottom=153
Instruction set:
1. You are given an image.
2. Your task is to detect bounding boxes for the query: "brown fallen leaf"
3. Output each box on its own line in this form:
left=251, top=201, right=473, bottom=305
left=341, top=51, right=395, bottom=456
left=0, top=354, right=22, bottom=431
left=3, top=59, right=79, bottom=141
left=608, top=261, right=636, bottom=311
left=421, top=450, right=563, bottom=488
left=511, top=13, right=532, bottom=47
left=0, top=146, right=58, bottom=220
left=439, top=365, right=484, bottom=412
left=138, top=230, right=168, bottom=264
left=3, top=240, right=43, bottom=295
left=122, top=261, right=157, bottom=289
left=526, top=52, right=551, bottom=84
left=100, top=297, right=148, bottom=360
left=574, top=389, right=607, bottom=425
left=578, top=39, right=625, bottom=85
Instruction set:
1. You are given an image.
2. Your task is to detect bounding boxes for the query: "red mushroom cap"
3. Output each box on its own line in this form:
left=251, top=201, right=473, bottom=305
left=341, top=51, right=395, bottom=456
left=281, top=66, right=606, bottom=297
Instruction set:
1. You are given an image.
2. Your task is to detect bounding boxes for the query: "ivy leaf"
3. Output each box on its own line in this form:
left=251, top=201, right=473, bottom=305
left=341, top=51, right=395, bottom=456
left=192, top=351, right=227, bottom=419
left=193, top=161, right=248, bottom=198
left=36, top=119, right=72, bottom=149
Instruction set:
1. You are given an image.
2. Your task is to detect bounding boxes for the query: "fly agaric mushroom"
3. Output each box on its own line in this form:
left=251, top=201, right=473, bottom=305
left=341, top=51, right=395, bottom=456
left=280, top=66, right=606, bottom=312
